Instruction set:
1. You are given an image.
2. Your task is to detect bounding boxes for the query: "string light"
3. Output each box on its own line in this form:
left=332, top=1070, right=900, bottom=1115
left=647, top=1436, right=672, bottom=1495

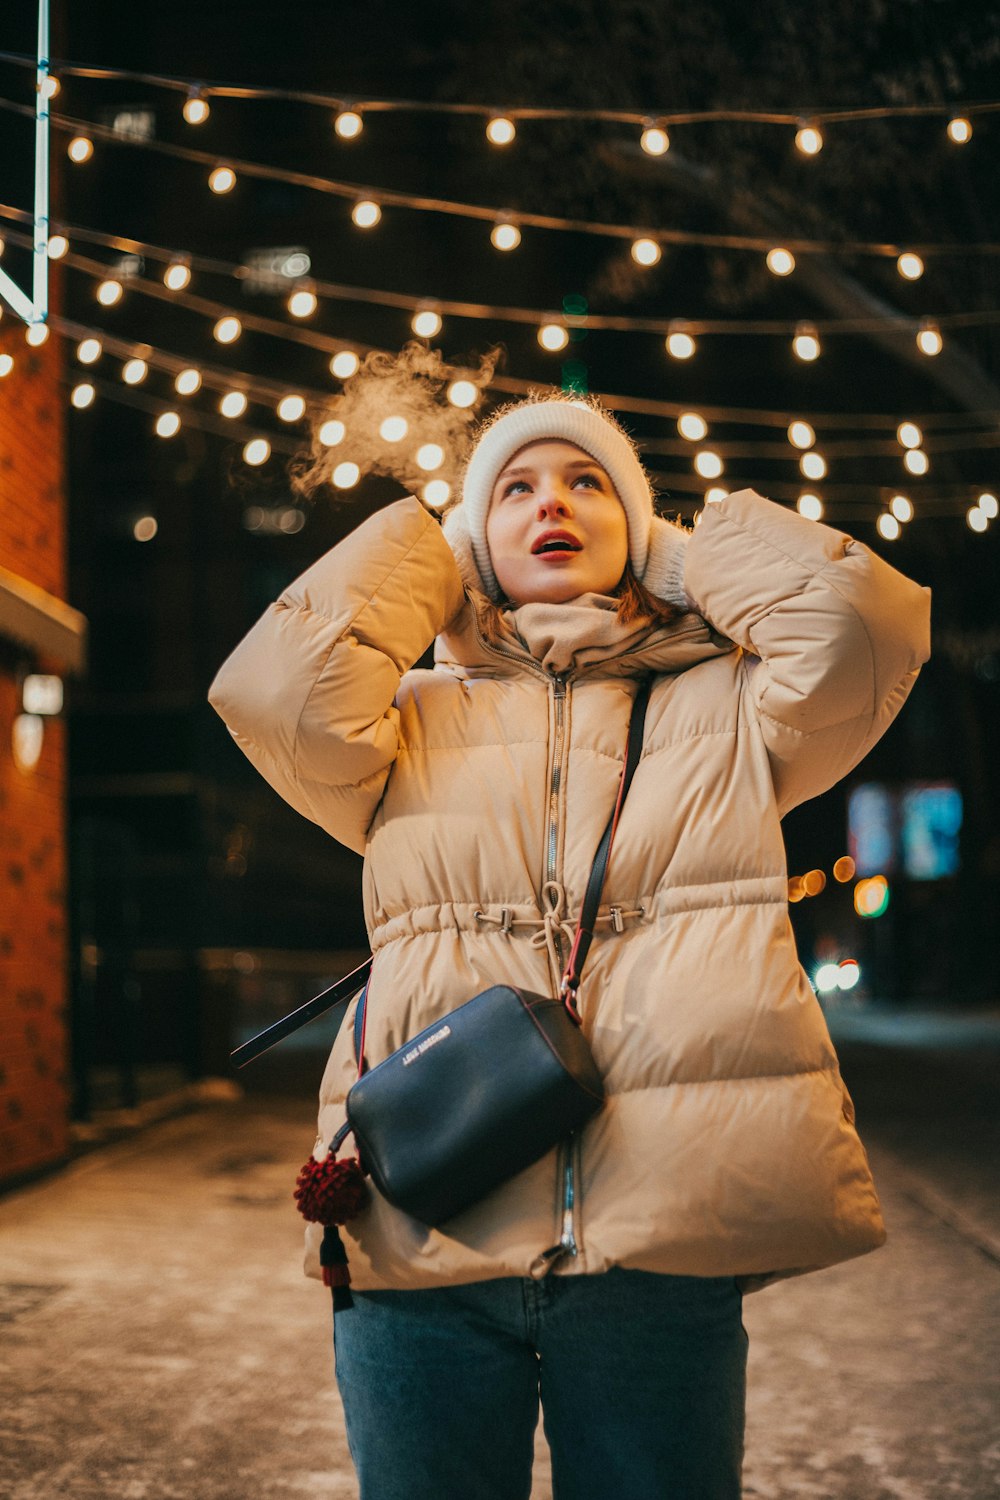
left=491, top=221, right=521, bottom=251
left=318, top=418, right=345, bottom=446
left=243, top=437, right=270, bottom=465
left=287, top=287, right=318, bottom=318
left=277, top=395, right=306, bottom=422
left=134, top=516, right=158, bottom=541
left=665, top=324, right=696, bottom=359
left=332, top=461, right=361, bottom=489
left=631, top=238, right=661, bottom=267
left=979, top=493, right=999, bottom=520
left=705, top=487, right=728, bottom=504
left=67, top=136, right=94, bottom=164
left=447, top=379, right=477, bottom=407
left=788, top=420, right=816, bottom=449
left=766, top=248, right=795, bottom=276
left=47, top=234, right=69, bottom=260
left=800, top=451, right=827, bottom=480
left=380, top=416, right=408, bottom=441
left=164, top=258, right=192, bottom=290
left=76, top=337, right=102, bottom=364
left=966, top=505, right=988, bottom=533
left=947, top=117, right=972, bottom=144
left=209, top=165, right=237, bottom=194
left=538, top=324, right=569, bottom=351
left=793, top=323, right=821, bottom=361
left=795, top=121, right=824, bottom=155
left=25, top=324, right=49, bottom=347
left=416, top=443, right=444, bottom=471
left=70, top=382, right=95, bottom=409
left=917, top=319, right=943, bottom=355
left=897, top=421, right=922, bottom=448
left=330, top=351, right=360, bottom=379
left=174, top=367, right=202, bottom=395
left=677, top=413, right=708, bottom=441
left=422, top=479, right=451, bottom=507
left=412, top=309, right=442, bottom=337
left=890, top=494, right=914, bottom=522
left=334, top=110, right=363, bottom=139
left=183, top=88, right=210, bottom=125
left=486, top=116, right=516, bottom=146
left=897, top=252, right=924, bottom=280
left=797, top=493, right=824, bottom=520
left=877, top=512, right=900, bottom=540
left=220, top=390, right=248, bottom=418
left=40, top=74, right=60, bottom=99
left=694, top=451, right=723, bottom=479
left=352, top=200, right=381, bottom=228
left=96, top=279, right=123, bottom=306
left=640, top=123, right=669, bottom=155
left=904, top=449, right=929, bottom=475
left=155, top=411, right=181, bottom=438
left=213, top=316, right=242, bottom=344
left=0, top=355, right=13, bottom=377
left=122, top=358, right=148, bottom=384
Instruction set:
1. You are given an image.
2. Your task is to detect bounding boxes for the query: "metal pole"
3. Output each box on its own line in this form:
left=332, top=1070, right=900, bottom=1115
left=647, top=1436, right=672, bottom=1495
left=33, top=0, right=50, bottom=321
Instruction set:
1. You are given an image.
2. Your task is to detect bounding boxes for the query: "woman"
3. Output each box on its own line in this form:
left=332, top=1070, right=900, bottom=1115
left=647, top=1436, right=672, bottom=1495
left=208, top=391, right=931, bottom=1499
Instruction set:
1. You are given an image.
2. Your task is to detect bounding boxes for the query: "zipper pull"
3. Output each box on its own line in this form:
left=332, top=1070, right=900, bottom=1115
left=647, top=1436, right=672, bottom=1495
left=529, top=1243, right=567, bottom=1279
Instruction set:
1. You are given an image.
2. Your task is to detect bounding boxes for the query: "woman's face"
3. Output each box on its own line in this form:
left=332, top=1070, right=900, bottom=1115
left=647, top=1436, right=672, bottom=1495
left=485, top=440, right=629, bottom=606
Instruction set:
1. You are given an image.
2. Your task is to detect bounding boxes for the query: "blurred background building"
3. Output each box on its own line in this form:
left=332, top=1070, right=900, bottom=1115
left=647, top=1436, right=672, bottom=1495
left=0, top=0, right=997, bottom=1185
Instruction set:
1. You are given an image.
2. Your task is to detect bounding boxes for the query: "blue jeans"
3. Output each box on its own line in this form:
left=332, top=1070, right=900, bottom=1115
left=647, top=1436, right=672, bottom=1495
left=333, top=1268, right=748, bottom=1499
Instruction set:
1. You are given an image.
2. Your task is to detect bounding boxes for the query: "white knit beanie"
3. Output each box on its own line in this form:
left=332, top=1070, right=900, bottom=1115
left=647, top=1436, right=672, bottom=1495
left=441, top=394, right=689, bottom=607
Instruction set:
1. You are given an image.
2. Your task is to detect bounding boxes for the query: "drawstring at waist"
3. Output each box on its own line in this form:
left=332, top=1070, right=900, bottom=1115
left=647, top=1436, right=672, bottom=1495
left=474, top=880, right=645, bottom=977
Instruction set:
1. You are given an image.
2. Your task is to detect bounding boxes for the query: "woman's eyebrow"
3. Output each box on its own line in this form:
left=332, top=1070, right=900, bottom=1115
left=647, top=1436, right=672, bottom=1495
left=497, top=458, right=607, bottom=480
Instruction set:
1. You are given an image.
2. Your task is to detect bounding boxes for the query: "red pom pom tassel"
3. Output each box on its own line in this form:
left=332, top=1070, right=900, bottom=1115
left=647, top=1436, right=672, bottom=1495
left=294, top=1150, right=367, bottom=1226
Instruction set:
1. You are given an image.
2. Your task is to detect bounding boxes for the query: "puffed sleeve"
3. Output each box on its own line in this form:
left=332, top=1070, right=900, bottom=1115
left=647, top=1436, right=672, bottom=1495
left=207, top=496, right=466, bottom=853
left=683, top=489, right=931, bottom=815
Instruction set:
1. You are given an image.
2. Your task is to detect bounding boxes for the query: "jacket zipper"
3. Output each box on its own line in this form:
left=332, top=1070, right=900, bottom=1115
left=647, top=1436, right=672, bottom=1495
left=469, top=618, right=580, bottom=1274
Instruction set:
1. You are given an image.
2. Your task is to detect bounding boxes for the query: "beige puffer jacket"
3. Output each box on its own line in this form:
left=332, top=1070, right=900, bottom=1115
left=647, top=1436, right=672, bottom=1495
left=208, top=488, right=931, bottom=1296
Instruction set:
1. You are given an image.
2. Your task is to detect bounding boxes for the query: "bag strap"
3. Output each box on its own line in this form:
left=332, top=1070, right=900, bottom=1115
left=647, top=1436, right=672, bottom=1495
left=230, top=956, right=372, bottom=1067
left=560, top=676, right=651, bottom=1013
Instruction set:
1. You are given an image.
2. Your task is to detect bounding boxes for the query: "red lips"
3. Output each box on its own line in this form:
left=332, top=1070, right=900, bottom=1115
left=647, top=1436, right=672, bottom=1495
left=531, top=529, right=583, bottom=555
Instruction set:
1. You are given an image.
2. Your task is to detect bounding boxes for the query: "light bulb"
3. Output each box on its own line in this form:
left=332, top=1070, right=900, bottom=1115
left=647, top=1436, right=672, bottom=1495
left=47, top=235, right=69, bottom=259
left=26, top=324, right=49, bottom=347
left=332, top=461, right=361, bottom=489
left=41, top=75, right=60, bottom=99
left=67, top=136, right=93, bottom=163
left=0, top=355, right=13, bottom=377
left=174, top=368, right=202, bottom=396
left=380, top=416, right=408, bottom=442
left=967, top=505, right=988, bottom=533
left=318, top=418, right=345, bottom=446
left=447, top=380, right=477, bottom=408
left=903, top=449, right=929, bottom=476
left=897, top=252, right=924, bottom=280
left=705, top=487, right=728, bottom=505
left=219, top=391, right=248, bottom=418
left=183, top=90, right=210, bottom=125
left=788, top=420, right=815, bottom=449
left=766, top=248, right=795, bottom=276
left=877, top=513, right=900, bottom=541
left=795, top=122, right=823, bottom=155
left=486, top=116, right=516, bottom=146
left=209, top=166, right=236, bottom=194
left=155, top=411, right=181, bottom=438
left=122, top=359, right=148, bottom=385
left=917, top=321, right=942, bottom=356
left=164, top=259, right=191, bottom=290
left=97, top=280, right=123, bottom=307
left=416, top=443, right=444, bottom=471
left=287, top=288, right=318, bottom=318
left=640, top=123, right=669, bottom=155
left=243, top=438, right=270, bottom=466
left=797, top=493, right=824, bottom=521
left=71, top=383, right=95, bottom=409
left=133, top=516, right=158, bottom=541
left=352, top=200, right=381, bottom=228
left=539, top=324, right=569, bottom=351
left=678, top=413, right=708, bottom=441
left=631, top=238, right=661, bottom=266
left=694, top=451, right=723, bottom=479
left=890, top=495, right=914, bottom=523
left=278, top=395, right=307, bottom=422
left=491, top=222, right=521, bottom=251
left=978, top=492, right=998, bottom=520
left=665, top=327, right=696, bottom=360
left=800, top=451, right=827, bottom=480
left=896, top=422, right=922, bottom=449
left=422, top=480, right=451, bottom=508
left=412, top=310, right=442, bottom=337
left=793, top=324, right=821, bottom=361
left=330, top=351, right=360, bottom=379
left=335, top=110, right=363, bottom=139
left=76, top=338, right=102, bottom=365
left=213, top=317, right=242, bottom=344
left=947, top=117, right=972, bottom=144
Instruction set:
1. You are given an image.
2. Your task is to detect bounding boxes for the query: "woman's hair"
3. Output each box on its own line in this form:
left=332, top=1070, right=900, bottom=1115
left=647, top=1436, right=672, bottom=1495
left=471, top=562, right=680, bottom=645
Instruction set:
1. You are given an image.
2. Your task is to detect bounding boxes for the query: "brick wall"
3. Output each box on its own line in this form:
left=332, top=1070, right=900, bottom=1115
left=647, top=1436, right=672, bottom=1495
left=0, top=301, right=71, bottom=1185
